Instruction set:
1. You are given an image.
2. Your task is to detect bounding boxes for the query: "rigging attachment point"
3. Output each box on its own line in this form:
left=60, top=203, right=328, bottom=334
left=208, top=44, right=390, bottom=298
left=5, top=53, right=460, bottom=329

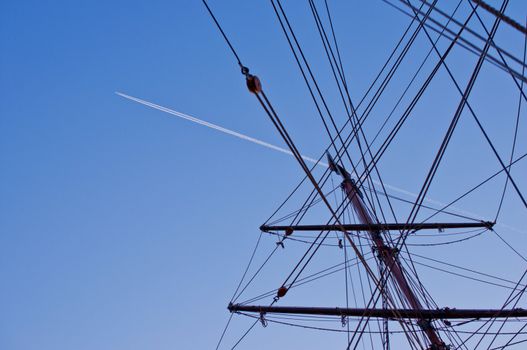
left=240, top=65, right=249, bottom=76
left=246, top=74, right=262, bottom=94
left=259, top=312, right=268, bottom=327
left=276, top=286, right=288, bottom=299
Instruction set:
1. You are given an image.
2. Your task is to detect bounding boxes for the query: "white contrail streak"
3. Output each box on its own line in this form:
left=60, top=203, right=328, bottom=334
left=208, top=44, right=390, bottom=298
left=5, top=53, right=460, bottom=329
left=116, top=92, right=326, bottom=167
left=116, top=91, right=525, bottom=235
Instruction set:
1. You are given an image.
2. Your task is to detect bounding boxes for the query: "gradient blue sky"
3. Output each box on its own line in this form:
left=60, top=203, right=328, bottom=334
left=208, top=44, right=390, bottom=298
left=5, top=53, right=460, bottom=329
left=2, top=1, right=527, bottom=349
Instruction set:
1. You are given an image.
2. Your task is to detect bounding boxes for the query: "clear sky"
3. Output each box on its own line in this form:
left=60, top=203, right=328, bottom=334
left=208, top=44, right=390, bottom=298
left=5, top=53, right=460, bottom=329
left=1, top=1, right=527, bottom=349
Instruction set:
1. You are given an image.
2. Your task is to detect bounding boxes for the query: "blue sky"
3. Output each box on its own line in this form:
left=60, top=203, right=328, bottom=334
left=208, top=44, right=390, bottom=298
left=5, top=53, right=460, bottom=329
left=2, top=1, right=527, bottom=349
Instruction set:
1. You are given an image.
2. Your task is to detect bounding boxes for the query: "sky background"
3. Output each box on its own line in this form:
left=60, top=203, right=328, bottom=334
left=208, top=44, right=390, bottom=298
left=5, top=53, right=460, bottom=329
left=1, top=1, right=527, bottom=349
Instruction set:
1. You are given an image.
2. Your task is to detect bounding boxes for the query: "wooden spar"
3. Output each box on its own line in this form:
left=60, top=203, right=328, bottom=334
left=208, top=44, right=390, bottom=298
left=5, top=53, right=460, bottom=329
left=326, top=153, right=447, bottom=348
left=260, top=222, right=494, bottom=233
left=229, top=304, right=527, bottom=319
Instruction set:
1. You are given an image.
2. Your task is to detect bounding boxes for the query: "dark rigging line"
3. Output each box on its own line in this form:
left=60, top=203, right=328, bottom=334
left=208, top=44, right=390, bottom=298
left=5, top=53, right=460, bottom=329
left=349, top=0, right=479, bottom=209
left=391, top=9, right=512, bottom=345
left=416, top=0, right=527, bottom=70
left=494, top=16, right=527, bottom=222
left=230, top=231, right=263, bottom=302
left=348, top=3, right=502, bottom=347
left=201, top=0, right=244, bottom=70
left=387, top=0, right=527, bottom=83
left=265, top=0, right=437, bottom=245
left=418, top=152, right=527, bottom=227
left=396, top=0, right=507, bottom=251
left=263, top=0, right=430, bottom=264
left=308, top=0, right=396, bottom=230
left=471, top=0, right=527, bottom=35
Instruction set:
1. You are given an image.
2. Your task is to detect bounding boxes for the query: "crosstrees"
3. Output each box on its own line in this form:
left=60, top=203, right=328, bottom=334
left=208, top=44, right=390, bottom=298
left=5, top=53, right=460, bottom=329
left=228, top=305, right=527, bottom=320
left=261, top=221, right=494, bottom=233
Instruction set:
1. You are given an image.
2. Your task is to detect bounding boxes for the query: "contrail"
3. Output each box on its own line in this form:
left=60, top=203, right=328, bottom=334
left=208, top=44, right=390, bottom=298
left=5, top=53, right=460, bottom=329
left=116, top=92, right=326, bottom=167
left=116, top=92, right=525, bottom=235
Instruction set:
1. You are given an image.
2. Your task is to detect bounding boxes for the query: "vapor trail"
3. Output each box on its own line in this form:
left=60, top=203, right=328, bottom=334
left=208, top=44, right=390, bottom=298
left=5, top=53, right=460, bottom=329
left=116, top=92, right=326, bottom=167
left=116, top=92, right=525, bottom=235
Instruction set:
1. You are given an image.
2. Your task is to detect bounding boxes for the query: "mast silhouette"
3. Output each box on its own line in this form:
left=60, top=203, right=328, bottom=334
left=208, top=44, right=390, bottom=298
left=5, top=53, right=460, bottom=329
left=230, top=154, right=520, bottom=350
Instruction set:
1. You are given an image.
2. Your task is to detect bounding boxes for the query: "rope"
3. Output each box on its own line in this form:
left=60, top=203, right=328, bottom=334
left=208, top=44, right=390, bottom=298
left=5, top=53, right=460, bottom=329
left=471, top=0, right=527, bottom=35
left=494, top=16, right=526, bottom=221
left=201, top=0, right=247, bottom=74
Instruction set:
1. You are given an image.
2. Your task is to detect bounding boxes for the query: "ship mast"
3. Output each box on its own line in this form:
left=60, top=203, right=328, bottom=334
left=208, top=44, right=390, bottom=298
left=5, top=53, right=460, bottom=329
left=327, top=153, right=445, bottom=349
left=230, top=154, right=510, bottom=350
left=229, top=153, right=523, bottom=349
